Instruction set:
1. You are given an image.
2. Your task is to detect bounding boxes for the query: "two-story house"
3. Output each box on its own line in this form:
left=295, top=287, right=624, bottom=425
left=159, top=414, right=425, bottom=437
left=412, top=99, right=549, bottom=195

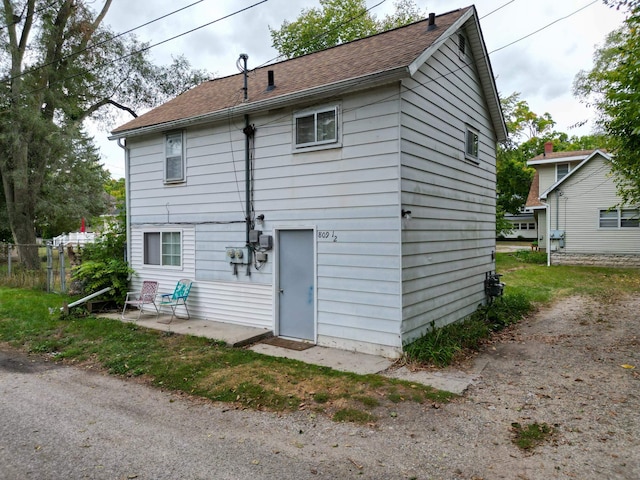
left=526, top=142, right=640, bottom=266
left=110, top=7, right=507, bottom=358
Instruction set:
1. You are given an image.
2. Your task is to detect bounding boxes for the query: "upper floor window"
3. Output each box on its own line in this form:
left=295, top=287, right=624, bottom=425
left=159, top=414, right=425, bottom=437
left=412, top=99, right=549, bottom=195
left=165, top=131, right=185, bottom=183
left=556, top=163, right=569, bottom=182
left=599, top=208, right=640, bottom=228
left=465, top=127, right=479, bottom=161
left=294, top=106, right=338, bottom=148
left=144, top=231, right=182, bottom=267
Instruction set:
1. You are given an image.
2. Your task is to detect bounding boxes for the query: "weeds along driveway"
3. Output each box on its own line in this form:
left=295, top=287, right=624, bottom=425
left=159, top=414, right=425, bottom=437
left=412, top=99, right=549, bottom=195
left=1, top=294, right=639, bottom=479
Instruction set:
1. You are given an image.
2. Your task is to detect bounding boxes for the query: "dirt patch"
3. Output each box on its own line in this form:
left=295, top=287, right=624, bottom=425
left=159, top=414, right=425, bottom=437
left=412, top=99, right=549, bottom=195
left=388, top=294, right=639, bottom=479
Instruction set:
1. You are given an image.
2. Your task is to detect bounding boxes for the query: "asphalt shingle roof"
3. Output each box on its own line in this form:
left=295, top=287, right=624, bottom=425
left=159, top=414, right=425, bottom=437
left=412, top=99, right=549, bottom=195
left=112, top=7, right=470, bottom=134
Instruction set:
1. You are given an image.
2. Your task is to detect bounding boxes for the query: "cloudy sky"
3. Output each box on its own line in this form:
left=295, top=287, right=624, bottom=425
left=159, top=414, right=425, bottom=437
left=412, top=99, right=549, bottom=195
left=95, top=0, right=626, bottom=178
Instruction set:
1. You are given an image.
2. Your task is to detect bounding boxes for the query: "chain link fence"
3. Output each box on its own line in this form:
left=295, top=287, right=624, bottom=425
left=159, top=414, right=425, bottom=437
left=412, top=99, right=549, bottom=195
left=0, top=242, right=81, bottom=293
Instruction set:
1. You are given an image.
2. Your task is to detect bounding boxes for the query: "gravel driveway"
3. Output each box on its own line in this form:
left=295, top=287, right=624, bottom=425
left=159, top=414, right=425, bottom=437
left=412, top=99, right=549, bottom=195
left=1, top=294, right=638, bottom=479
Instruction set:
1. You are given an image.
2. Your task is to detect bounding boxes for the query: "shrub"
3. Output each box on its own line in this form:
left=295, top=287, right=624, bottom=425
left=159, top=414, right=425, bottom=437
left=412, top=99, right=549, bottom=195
left=404, top=292, right=534, bottom=367
left=71, top=219, right=132, bottom=302
left=513, top=249, right=547, bottom=264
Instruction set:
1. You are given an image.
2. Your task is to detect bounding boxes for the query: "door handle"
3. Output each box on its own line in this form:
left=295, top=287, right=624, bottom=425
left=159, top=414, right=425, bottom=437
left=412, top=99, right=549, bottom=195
left=279, top=288, right=284, bottom=294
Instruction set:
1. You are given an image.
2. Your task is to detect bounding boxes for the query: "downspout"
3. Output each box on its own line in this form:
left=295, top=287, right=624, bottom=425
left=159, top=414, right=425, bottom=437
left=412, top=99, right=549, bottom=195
left=238, top=53, right=253, bottom=276
left=546, top=202, right=551, bottom=267
left=117, top=138, right=132, bottom=273
left=244, top=113, right=252, bottom=276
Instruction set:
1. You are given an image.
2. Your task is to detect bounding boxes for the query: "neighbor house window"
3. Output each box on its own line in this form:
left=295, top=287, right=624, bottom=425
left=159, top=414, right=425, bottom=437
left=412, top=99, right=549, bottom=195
left=465, top=128, right=479, bottom=160
left=144, top=231, right=182, bottom=266
left=556, top=163, right=569, bottom=182
left=599, top=208, right=640, bottom=228
left=165, top=131, right=185, bottom=183
left=294, top=106, right=338, bottom=148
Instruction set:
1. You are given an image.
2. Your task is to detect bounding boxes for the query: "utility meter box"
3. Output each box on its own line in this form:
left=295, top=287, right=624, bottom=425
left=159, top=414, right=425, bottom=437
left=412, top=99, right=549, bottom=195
left=249, top=229, right=262, bottom=244
left=259, top=234, right=273, bottom=250
left=226, top=247, right=249, bottom=264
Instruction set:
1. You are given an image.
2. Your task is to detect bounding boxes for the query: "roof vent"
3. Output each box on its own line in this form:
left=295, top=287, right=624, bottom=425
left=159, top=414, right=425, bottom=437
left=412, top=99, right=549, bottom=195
left=427, top=12, right=437, bottom=31
left=266, top=70, right=275, bottom=91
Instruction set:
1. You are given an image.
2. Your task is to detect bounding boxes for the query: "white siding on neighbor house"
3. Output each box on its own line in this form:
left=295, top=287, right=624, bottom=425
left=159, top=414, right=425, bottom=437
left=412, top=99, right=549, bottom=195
left=126, top=85, right=404, bottom=351
left=544, top=154, right=640, bottom=254
left=538, top=160, right=582, bottom=194
left=399, top=33, right=497, bottom=344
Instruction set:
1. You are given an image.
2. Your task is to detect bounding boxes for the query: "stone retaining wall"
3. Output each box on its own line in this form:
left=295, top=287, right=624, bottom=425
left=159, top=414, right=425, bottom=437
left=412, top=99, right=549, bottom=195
left=551, top=253, right=640, bottom=267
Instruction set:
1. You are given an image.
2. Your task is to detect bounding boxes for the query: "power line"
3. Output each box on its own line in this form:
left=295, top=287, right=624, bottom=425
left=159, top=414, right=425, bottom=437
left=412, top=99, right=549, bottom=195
left=489, top=0, right=599, bottom=55
left=2, top=0, right=209, bottom=84
left=17, top=0, right=268, bottom=99
left=480, top=0, right=518, bottom=19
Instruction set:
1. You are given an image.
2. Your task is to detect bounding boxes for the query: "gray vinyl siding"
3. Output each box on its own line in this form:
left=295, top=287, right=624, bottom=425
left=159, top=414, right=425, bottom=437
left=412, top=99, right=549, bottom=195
left=399, top=33, right=497, bottom=344
left=126, top=85, right=404, bottom=347
left=538, top=160, right=583, bottom=193
left=544, top=154, right=640, bottom=254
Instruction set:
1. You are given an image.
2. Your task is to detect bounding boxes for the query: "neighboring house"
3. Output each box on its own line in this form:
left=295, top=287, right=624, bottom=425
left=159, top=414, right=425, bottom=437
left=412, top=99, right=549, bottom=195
left=501, top=210, right=536, bottom=241
left=110, top=7, right=507, bottom=358
left=525, top=142, right=640, bottom=266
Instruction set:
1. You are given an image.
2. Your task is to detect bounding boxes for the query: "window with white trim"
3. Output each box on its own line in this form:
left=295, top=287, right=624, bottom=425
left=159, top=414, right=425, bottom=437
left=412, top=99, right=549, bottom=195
left=144, top=231, right=182, bottom=266
left=294, top=106, right=338, bottom=148
left=165, top=131, right=185, bottom=183
left=556, top=163, right=569, bottom=182
left=465, top=128, right=479, bottom=160
left=599, top=208, right=640, bottom=228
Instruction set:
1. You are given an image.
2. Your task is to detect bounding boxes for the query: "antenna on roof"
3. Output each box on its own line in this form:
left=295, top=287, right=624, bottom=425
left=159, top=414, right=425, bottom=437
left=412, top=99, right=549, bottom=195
left=237, top=53, right=249, bottom=101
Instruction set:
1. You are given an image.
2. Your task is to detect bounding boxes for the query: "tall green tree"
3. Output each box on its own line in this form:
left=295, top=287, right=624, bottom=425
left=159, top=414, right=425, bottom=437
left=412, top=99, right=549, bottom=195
left=574, top=4, right=640, bottom=206
left=0, top=1, right=208, bottom=268
left=270, top=0, right=425, bottom=58
left=496, top=93, right=606, bottom=236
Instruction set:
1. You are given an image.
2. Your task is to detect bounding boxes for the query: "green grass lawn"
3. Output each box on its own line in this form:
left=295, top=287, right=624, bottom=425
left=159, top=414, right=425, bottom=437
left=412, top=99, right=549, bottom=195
left=1, top=254, right=639, bottom=420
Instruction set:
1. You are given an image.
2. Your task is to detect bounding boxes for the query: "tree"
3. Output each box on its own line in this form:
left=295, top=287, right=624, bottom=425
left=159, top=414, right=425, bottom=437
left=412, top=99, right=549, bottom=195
left=0, top=1, right=209, bottom=268
left=574, top=5, right=640, bottom=206
left=270, top=0, right=425, bottom=58
left=495, top=93, right=606, bottom=236
left=35, top=129, right=111, bottom=238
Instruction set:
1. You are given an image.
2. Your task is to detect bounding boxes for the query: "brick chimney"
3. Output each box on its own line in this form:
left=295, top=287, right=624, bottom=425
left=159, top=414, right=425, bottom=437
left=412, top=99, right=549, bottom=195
left=544, top=141, right=553, bottom=156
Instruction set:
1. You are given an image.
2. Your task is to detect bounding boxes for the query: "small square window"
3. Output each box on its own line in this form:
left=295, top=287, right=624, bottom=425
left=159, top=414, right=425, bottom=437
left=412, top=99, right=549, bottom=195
left=465, top=128, right=479, bottom=160
left=144, top=231, right=181, bottom=267
left=294, top=107, right=338, bottom=148
left=556, top=163, right=569, bottom=182
left=165, top=132, right=185, bottom=183
left=528, top=223, right=536, bottom=230
left=599, top=209, right=618, bottom=228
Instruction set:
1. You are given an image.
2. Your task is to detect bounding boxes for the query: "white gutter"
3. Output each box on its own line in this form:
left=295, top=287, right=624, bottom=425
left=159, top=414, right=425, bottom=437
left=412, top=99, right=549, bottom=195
left=117, top=138, right=132, bottom=270
left=109, top=67, right=408, bottom=140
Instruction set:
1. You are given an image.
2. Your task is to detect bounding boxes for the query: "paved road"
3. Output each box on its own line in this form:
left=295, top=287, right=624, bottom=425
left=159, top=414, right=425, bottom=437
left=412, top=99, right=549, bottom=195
left=0, top=348, right=432, bottom=480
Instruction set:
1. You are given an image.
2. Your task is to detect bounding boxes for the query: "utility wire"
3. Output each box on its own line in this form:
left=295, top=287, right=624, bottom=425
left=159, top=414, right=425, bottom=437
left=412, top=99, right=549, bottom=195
left=490, top=0, right=599, bottom=54
left=250, top=0, right=604, bottom=135
left=17, top=0, right=268, bottom=98
left=2, top=0, right=209, bottom=84
left=480, top=0, right=518, bottom=19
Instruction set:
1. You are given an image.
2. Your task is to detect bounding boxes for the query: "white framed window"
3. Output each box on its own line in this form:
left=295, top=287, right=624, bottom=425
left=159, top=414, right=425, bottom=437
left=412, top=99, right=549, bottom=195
left=144, top=231, right=182, bottom=267
left=165, top=131, right=185, bottom=183
left=294, top=106, right=338, bottom=148
left=465, top=127, right=479, bottom=161
left=528, top=223, right=536, bottom=229
left=599, top=208, right=640, bottom=228
left=556, top=163, right=569, bottom=182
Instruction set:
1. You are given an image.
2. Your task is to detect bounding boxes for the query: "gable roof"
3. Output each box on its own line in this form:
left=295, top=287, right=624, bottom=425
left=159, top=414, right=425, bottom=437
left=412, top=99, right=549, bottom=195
left=527, top=149, right=606, bottom=166
left=111, top=6, right=506, bottom=141
left=525, top=149, right=611, bottom=205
